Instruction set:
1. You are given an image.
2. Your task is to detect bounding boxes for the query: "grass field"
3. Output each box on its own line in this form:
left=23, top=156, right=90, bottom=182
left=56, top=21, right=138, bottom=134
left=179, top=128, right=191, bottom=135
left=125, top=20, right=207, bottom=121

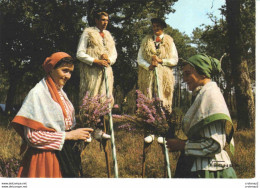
left=0, top=115, right=255, bottom=178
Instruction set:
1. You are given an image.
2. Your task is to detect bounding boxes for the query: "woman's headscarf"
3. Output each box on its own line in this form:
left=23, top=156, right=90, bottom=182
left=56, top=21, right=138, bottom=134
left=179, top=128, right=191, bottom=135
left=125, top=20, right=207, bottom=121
left=42, top=52, right=72, bottom=118
left=187, top=54, right=222, bottom=78
left=42, top=52, right=71, bottom=73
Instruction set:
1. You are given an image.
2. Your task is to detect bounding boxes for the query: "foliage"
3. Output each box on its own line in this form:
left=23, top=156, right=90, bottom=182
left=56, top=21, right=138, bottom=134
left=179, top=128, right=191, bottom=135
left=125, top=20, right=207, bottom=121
left=221, top=0, right=255, bottom=79
left=191, top=0, right=255, bottom=83
left=0, top=0, right=202, bottom=115
left=0, top=0, right=88, bottom=112
left=164, top=27, right=197, bottom=60
left=104, top=0, right=178, bottom=95
left=190, top=0, right=255, bottom=128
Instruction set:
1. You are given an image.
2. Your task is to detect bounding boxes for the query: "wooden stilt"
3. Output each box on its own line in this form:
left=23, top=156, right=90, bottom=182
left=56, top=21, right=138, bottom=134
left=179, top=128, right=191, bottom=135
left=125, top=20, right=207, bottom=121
left=102, top=117, right=111, bottom=178
left=142, top=141, right=152, bottom=178
left=154, top=67, right=171, bottom=178
left=160, top=144, right=167, bottom=178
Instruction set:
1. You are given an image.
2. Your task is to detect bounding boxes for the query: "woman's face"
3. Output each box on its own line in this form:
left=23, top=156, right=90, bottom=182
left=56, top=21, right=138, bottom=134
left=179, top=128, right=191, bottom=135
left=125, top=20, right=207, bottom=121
left=50, top=64, right=74, bottom=87
left=182, top=64, right=205, bottom=91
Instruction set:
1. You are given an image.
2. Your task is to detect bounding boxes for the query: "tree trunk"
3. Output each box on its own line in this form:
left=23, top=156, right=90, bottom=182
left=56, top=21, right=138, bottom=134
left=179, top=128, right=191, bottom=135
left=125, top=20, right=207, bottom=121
left=177, top=67, right=181, bottom=108
left=226, top=0, right=255, bottom=129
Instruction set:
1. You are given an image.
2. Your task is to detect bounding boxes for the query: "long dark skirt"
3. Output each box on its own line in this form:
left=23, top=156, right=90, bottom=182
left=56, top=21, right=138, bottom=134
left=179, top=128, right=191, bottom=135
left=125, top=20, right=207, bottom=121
left=55, top=140, right=83, bottom=178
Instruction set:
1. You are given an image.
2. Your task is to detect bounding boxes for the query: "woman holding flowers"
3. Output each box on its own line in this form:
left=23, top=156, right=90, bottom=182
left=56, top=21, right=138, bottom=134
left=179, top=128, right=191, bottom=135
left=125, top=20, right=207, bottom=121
left=166, top=54, right=237, bottom=178
left=11, top=52, right=93, bottom=178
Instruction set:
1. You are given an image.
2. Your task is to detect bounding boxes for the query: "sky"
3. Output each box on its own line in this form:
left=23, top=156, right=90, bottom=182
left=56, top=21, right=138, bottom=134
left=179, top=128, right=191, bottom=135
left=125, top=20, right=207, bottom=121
left=166, top=0, right=226, bottom=36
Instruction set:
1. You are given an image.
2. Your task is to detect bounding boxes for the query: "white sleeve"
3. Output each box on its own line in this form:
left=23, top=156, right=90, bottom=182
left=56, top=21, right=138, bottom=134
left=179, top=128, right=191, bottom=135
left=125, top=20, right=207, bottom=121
left=161, top=41, right=178, bottom=67
left=76, top=30, right=95, bottom=66
left=137, top=47, right=150, bottom=70
left=109, top=43, right=117, bottom=66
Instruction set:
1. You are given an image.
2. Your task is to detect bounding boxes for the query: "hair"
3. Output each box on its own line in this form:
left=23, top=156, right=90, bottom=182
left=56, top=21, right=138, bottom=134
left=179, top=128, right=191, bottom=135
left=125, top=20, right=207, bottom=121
left=94, top=11, right=109, bottom=20
left=151, top=18, right=167, bottom=29
left=54, top=57, right=74, bottom=69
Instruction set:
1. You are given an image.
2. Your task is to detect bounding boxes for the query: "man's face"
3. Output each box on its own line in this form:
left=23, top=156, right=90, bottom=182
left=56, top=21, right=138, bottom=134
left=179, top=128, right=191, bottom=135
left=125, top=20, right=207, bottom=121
left=152, top=23, right=163, bottom=36
left=95, top=15, right=109, bottom=31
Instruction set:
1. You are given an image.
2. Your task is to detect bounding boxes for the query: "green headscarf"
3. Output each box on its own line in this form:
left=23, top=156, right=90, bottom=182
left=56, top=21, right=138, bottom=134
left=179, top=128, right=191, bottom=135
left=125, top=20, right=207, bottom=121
left=187, top=54, right=222, bottom=78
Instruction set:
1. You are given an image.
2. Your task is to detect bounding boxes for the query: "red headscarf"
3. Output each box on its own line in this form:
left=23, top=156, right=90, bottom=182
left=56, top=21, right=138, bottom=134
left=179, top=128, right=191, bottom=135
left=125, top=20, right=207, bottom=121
left=42, top=52, right=71, bottom=73
left=42, top=52, right=72, bottom=118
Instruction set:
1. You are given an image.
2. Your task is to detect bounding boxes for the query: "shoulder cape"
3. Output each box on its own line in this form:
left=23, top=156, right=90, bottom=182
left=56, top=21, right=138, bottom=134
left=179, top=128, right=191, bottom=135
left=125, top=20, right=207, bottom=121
left=12, top=77, right=75, bottom=139
left=183, top=81, right=235, bottom=154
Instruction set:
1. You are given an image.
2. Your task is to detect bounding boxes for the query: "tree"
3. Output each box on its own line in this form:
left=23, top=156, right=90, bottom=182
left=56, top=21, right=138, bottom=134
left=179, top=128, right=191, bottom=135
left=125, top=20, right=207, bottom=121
left=0, top=0, right=88, bottom=114
left=164, top=27, right=196, bottom=109
left=226, top=0, right=255, bottom=129
left=0, top=0, right=180, bottom=114
left=190, top=0, right=255, bottom=129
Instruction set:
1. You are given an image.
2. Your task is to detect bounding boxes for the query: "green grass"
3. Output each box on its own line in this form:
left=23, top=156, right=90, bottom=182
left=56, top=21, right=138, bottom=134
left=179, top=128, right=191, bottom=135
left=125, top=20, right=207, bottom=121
left=0, top=117, right=255, bottom=178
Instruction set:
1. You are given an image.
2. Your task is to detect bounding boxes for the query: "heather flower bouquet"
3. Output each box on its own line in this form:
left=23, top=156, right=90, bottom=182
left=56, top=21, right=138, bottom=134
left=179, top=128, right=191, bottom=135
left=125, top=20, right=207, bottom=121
left=74, top=92, right=112, bottom=151
left=78, top=92, right=112, bottom=129
left=135, top=90, right=171, bottom=137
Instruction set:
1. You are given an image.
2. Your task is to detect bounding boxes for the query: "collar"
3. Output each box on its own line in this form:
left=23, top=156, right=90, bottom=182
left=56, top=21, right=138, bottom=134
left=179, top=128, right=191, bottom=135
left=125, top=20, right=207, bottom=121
left=192, top=86, right=203, bottom=96
left=154, top=33, right=164, bottom=41
left=94, top=26, right=105, bottom=33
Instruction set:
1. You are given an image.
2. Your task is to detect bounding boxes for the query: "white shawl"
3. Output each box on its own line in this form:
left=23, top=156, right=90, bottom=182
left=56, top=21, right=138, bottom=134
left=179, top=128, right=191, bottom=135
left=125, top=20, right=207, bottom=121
left=183, top=81, right=234, bottom=153
left=14, top=78, right=75, bottom=132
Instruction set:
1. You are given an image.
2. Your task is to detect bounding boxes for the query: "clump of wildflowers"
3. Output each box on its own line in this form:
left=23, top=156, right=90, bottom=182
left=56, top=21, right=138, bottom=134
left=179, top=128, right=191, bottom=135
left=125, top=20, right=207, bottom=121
left=118, top=123, right=136, bottom=131
left=0, top=158, right=20, bottom=177
left=135, top=90, right=171, bottom=136
left=78, top=92, right=112, bottom=129
left=112, top=114, right=137, bottom=131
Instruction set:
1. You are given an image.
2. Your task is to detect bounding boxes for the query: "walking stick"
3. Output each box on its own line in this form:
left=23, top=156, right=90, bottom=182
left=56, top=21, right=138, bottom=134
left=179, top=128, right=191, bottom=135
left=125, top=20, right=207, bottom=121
left=154, top=66, right=172, bottom=178
left=102, top=118, right=111, bottom=178
left=142, top=136, right=153, bottom=177
left=104, top=67, right=119, bottom=178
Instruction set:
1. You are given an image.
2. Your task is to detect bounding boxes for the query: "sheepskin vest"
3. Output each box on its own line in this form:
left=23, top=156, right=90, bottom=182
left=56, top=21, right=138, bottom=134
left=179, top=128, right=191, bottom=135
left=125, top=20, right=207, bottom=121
left=141, top=34, right=174, bottom=63
left=85, top=27, right=115, bottom=59
left=79, top=27, right=115, bottom=105
left=138, top=34, right=175, bottom=112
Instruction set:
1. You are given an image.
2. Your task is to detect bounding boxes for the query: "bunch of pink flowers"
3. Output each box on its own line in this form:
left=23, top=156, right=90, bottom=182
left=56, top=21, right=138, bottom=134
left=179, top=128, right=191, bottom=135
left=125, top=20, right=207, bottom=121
left=78, top=92, right=112, bottom=129
left=135, top=90, right=169, bottom=136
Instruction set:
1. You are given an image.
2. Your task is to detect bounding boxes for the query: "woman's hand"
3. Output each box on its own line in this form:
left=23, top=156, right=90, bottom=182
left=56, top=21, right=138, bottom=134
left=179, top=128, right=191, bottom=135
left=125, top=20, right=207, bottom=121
left=166, top=138, right=186, bottom=152
left=65, top=128, right=94, bottom=141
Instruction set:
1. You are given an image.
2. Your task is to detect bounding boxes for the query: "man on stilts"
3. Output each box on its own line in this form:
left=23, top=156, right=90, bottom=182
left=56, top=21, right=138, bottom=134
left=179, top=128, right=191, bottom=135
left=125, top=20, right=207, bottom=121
left=137, top=18, right=178, bottom=177
left=76, top=11, right=118, bottom=177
